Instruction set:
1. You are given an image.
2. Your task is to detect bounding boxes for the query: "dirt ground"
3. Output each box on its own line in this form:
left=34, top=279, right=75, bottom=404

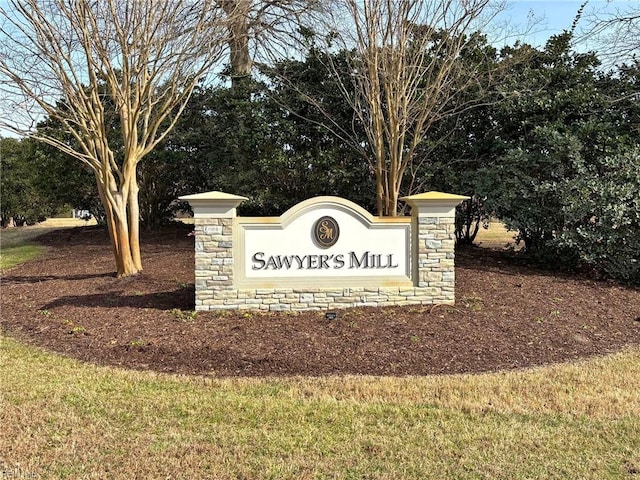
left=1, top=224, right=639, bottom=377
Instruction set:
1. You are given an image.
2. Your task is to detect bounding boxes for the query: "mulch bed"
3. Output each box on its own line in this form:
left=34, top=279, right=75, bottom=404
left=2, top=225, right=639, bottom=377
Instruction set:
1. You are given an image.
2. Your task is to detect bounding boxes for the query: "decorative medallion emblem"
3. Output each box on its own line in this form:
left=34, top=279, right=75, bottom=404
left=313, top=216, right=340, bottom=248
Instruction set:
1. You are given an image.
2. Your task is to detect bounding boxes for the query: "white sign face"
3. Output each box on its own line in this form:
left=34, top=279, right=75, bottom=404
left=235, top=197, right=412, bottom=288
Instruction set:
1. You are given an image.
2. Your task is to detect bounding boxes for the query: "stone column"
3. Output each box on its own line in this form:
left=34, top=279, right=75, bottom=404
left=179, top=191, right=247, bottom=311
left=400, top=192, right=469, bottom=304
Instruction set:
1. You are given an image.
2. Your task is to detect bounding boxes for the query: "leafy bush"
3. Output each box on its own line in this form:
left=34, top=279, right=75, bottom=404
left=557, top=149, right=640, bottom=285
left=483, top=127, right=583, bottom=253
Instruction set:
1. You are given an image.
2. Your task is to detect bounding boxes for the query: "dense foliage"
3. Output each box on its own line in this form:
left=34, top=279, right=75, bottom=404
left=425, top=34, right=639, bottom=284
left=558, top=149, right=640, bottom=283
left=0, top=137, right=97, bottom=226
left=1, top=137, right=47, bottom=226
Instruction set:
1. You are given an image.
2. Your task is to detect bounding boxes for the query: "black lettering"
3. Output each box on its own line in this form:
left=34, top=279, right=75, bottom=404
left=280, top=256, right=294, bottom=269
left=307, top=255, right=319, bottom=269
left=265, top=255, right=280, bottom=270
left=254, top=251, right=395, bottom=271
left=320, top=254, right=331, bottom=269
left=349, top=251, right=369, bottom=269
left=251, top=252, right=265, bottom=270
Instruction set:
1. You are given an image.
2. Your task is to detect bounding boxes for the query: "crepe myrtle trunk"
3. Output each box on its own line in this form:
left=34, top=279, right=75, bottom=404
left=95, top=168, right=142, bottom=277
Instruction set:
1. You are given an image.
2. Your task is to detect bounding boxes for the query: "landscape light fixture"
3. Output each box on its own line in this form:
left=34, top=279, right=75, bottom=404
left=325, top=311, right=337, bottom=321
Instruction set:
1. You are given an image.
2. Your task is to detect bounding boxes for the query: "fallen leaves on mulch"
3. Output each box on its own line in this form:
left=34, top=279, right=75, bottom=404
left=2, top=225, right=639, bottom=377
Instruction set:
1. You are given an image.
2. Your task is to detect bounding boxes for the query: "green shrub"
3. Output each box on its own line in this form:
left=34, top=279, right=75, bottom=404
left=557, top=149, right=640, bottom=285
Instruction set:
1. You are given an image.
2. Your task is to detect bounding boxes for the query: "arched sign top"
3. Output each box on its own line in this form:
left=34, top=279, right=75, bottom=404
left=277, top=196, right=407, bottom=229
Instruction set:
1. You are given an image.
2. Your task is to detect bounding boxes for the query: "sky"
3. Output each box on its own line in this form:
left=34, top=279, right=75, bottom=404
left=495, top=0, right=635, bottom=47
left=0, top=0, right=632, bottom=41
left=1, top=0, right=635, bottom=139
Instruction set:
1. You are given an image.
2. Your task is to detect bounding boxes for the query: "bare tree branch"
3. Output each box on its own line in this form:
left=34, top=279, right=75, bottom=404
left=0, top=0, right=232, bottom=276
left=578, top=1, right=639, bottom=65
left=319, top=0, right=507, bottom=216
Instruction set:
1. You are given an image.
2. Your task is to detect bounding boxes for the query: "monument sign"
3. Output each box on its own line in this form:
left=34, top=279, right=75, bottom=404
left=179, top=191, right=468, bottom=311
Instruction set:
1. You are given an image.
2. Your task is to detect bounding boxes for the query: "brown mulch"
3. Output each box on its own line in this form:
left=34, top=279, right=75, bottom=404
left=2, top=225, right=639, bottom=377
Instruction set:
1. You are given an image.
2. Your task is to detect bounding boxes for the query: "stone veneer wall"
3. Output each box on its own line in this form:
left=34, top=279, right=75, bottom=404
left=415, top=215, right=456, bottom=304
left=193, top=214, right=457, bottom=312
left=194, top=218, right=234, bottom=308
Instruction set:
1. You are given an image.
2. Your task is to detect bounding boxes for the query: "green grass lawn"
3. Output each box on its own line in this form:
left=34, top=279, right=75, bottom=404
left=0, top=227, right=53, bottom=270
left=2, top=337, right=639, bottom=479
left=2, top=227, right=639, bottom=479
left=0, top=243, right=46, bottom=270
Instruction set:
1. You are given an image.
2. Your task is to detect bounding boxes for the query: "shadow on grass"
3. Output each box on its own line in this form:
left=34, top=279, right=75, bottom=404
left=1, top=272, right=113, bottom=284
left=456, top=246, right=577, bottom=281
left=41, top=284, right=195, bottom=311
left=33, top=224, right=194, bottom=248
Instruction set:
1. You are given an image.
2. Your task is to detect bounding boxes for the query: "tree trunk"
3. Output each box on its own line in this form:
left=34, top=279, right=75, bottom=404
left=388, top=188, right=399, bottom=217
left=128, top=179, right=142, bottom=272
left=223, top=0, right=252, bottom=91
left=95, top=172, right=142, bottom=277
left=113, top=210, right=138, bottom=276
left=376, top=165, right=384, bottom=216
